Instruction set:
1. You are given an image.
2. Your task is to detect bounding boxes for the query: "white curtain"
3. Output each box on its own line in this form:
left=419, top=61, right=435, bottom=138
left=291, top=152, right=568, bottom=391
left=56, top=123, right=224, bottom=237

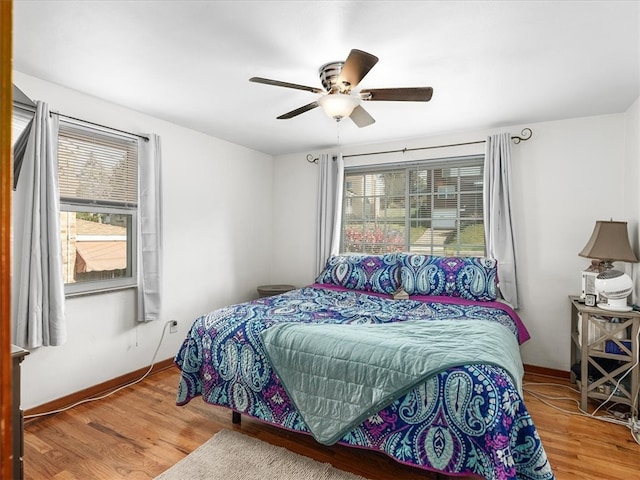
left=12, top=101, right=66, bottom=348
left=316, top=153, right=344, bottom=276
left=137, top=134, right=163, bottom=322
left=484, top=133, right=519, bottom=308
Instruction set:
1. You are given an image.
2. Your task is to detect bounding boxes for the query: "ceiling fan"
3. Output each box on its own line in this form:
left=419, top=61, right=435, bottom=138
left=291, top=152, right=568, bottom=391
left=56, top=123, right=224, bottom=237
left=249, top=49, right=433, bottom=128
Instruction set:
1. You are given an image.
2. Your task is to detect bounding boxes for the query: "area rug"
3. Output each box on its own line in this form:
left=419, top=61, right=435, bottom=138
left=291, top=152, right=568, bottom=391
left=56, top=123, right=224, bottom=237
left=154, top=429, right=369, bottom=480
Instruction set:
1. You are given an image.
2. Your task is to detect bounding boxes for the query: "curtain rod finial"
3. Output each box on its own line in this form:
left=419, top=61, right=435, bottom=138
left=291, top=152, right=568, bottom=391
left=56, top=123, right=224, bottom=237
left=512, top=128, right=532, bottom=144
left=306, top=154, right=319, bottom=164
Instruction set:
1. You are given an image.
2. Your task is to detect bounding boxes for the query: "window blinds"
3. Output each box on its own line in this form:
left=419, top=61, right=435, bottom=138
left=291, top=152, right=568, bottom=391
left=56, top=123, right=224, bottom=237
left=58, top=124, right=138, bottom=207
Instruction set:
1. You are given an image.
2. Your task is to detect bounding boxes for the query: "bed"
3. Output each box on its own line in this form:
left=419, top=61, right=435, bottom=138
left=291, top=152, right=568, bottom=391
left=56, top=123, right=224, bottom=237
left=174, top=253, right=555, bottom=480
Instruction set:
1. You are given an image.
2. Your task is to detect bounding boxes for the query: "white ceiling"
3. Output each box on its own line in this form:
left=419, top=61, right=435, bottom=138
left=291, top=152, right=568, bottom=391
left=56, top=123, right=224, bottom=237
left=12, top=1, right=640, bottom=156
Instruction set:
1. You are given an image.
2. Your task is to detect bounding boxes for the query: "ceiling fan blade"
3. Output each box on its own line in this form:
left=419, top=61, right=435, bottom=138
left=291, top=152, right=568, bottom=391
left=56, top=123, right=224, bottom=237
left=277, top=101, right=320, bottom=119
left=361, top=87, right=433, bottom=102
left=249, top=77, right=324, bottom=94
left=349, top=105, right=376, bottom=128
left=337, top=49, right=379, bottom=90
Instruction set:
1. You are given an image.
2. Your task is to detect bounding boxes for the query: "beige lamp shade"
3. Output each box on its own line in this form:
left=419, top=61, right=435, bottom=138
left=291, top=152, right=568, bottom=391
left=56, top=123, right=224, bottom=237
left=579, top=220, right=638, bottom=264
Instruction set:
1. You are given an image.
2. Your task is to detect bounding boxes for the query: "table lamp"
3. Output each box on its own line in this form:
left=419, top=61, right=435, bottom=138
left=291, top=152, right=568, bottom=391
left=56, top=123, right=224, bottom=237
left=578, top=220, right=638, bottom=311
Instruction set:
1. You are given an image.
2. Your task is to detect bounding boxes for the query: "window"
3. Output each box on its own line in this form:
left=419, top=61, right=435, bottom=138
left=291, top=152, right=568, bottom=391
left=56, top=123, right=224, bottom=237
left=341, top=155, right=485, bottom=256
left=58, top=123, right=138, bottom=295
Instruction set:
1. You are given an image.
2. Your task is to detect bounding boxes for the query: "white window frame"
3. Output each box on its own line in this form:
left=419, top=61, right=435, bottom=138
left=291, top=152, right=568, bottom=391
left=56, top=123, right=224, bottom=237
left=57, top=121, right=139, bottom=296
left=341, top=155, right=485, bottom=256
left=61, top=204, right=137, bottom=296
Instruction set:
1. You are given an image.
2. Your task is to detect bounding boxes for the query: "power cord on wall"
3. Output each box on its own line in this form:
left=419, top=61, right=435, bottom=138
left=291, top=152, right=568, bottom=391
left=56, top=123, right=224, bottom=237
left=24, top=319, right=172, bottom=420
left=523, top=326, right=640, bottom=445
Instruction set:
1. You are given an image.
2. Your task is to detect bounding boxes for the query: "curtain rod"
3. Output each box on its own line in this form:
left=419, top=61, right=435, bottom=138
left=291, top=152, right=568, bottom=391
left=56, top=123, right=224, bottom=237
left=13, top=102, right=149, bottom=142
left=306, top=128, right=533, bottom=164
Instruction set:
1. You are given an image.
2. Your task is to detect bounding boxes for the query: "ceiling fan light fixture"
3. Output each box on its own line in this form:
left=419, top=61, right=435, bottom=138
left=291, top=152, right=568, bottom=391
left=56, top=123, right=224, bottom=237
left=318, top=93, right=359, bottom=121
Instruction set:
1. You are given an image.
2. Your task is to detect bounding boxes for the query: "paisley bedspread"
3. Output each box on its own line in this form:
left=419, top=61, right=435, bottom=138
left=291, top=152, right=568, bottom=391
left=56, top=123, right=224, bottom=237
left=174, top=285, right=554, bottom=480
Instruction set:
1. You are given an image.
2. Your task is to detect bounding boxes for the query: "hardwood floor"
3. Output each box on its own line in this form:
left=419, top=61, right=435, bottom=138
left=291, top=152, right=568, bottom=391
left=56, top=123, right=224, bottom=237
left=23, top=368, right=640, bottom=480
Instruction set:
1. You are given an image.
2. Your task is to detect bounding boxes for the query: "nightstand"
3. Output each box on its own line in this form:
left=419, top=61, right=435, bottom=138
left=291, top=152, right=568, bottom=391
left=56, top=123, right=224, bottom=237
left=569, top=296, right=639, bottom=414
left=257, top=284, right=296, bottom=298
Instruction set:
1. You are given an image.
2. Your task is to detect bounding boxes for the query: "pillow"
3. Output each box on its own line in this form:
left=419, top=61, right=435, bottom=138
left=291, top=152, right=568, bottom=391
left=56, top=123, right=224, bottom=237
left=315, top=254, right=400, bottom=295
left=398, top=254, right=498, bottom=301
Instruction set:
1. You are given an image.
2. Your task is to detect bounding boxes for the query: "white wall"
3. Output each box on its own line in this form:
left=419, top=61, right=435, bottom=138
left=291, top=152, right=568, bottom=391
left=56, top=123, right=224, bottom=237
left=14, top=72, right=275, bottom=409
left=514, top=115, right=628, bottom=370
left=273, top=113, right=634, bottom=371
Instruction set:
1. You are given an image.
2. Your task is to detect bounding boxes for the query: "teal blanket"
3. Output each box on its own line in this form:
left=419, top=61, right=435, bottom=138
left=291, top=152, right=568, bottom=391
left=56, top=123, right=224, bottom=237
left=261, top=319, right=523, bottom=445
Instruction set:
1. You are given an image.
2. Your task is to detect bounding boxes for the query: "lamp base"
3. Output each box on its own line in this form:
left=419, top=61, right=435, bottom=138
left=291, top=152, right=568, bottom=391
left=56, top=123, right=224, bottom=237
left=597, top=302, right=633, bottom=312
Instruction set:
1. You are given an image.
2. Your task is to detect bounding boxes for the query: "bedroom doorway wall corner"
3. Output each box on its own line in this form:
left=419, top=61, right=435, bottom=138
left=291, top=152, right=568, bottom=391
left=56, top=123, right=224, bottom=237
left=1, top=1, right=15, bottom=479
